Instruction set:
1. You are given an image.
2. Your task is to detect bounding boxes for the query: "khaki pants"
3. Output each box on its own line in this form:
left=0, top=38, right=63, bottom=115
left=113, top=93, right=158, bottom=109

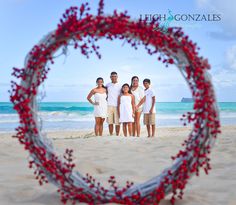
left=107, top=106, right=120, bottom=125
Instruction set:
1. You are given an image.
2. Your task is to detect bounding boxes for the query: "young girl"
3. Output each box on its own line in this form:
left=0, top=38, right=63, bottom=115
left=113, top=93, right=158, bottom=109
left=87, top=77, right=107, bottom=136
left=117, top=84, right=135, bottom=137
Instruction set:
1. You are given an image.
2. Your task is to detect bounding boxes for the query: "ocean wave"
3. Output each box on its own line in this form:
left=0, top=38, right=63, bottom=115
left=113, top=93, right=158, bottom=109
left=0, top=112, right=94, bottom=123
left=39, top=106, right=93, bottom=112
left=1, top=110, right=236, bottom=123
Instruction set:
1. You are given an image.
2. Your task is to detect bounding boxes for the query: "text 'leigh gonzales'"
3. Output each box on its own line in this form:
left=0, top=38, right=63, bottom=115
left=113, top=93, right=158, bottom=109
left=139, top=13, right=222, bottom=22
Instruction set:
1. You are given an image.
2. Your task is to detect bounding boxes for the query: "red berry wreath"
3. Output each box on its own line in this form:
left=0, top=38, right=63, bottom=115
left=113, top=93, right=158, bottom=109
left=10, top=1, right=221, bottom=204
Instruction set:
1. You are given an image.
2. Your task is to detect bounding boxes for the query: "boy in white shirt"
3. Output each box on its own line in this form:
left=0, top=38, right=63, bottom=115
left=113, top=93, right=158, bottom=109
left=136, top=79, right=156, bottom=137
left=106, top=71, right=122, bottom=136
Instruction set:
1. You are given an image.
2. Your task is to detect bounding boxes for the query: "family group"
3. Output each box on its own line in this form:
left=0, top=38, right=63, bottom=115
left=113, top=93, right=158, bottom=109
left=87, top=72, right=156, bottom=137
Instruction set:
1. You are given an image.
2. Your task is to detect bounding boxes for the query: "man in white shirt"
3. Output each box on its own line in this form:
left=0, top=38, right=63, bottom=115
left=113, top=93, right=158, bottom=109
left=106, top=71, right=121, bottom=136
left=136, top=78, right=156, bottom=137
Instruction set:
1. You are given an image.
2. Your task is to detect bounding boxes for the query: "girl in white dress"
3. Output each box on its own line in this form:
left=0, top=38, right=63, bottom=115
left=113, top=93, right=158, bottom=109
left=117, top=84, right=135, bottom=137
left=87, top=77, right=107, bottom=136
left=131, top=76, right=144, bottom=137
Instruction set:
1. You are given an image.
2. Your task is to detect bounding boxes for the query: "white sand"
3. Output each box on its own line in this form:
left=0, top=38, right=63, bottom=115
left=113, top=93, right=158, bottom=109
left=0, top=126, right=235, bottom=205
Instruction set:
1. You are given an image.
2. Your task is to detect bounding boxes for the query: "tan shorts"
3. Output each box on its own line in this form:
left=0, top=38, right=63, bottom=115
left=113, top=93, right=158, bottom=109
left=136, top=107, right=142, bottom=113
left=107, top=106, right=120, bottom=125
left=143, top=113, right=156, bottom=125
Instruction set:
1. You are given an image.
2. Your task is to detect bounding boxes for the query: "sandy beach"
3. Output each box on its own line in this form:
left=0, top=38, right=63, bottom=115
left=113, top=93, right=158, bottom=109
left=0, top=126, right=235, bottom=205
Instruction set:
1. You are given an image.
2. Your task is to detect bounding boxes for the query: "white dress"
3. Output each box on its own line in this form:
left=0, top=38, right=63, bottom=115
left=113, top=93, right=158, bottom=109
left=94, top=93, right=107, bottom=118
left=131, top=86, right=145, bottom=111
left=119, top=95, right=134, bottom=123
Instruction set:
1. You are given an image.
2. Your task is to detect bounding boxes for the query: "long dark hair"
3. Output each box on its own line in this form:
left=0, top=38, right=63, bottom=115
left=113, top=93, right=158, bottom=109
left=121, top=83, right=132, bottom=94
left=130, top=76, right=139, bottom=89
left=96, top=77, right=106, bottom=90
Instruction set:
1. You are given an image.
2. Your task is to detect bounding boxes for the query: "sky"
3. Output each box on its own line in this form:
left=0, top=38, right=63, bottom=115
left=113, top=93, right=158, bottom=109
left=0, top=0, right=236, bottom=102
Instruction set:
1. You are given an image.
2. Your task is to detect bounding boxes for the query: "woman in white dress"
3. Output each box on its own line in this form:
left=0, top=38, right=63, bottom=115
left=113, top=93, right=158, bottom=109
left=87, top=77, right=107, bottom=136
left=117, top=84, right=135, bottom=137
left=131, top=76, right=144, bottom=137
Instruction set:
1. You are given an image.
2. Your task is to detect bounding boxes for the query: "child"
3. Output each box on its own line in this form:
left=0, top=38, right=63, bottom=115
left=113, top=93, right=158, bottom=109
left=117, top=84, right=135, bottom=137
left=136, top=79, right=156, bottom=137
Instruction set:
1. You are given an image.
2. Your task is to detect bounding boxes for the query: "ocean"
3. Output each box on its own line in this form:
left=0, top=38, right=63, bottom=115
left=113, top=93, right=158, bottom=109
left=0, top=102, right=235, bottom=133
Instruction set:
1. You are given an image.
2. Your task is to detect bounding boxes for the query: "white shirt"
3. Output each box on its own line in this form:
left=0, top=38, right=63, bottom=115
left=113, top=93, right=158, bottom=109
left=106, top=82, right=121, bottom=106
left=131, top=86, right=145, bottom=106
left=143, top=88, right=156, bottom=113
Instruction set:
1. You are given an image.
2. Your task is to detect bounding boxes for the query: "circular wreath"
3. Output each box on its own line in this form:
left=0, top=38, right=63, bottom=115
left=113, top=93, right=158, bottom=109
left=10, top=1, right=221, bottom=204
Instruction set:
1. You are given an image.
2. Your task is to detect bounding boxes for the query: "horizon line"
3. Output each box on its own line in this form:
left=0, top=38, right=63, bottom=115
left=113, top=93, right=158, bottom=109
left=1, top=101, right=236, bottom=103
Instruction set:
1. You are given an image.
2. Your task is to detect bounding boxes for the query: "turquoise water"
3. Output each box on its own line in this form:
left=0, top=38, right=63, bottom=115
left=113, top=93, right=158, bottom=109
left=0, top=102, right=235, bottom=132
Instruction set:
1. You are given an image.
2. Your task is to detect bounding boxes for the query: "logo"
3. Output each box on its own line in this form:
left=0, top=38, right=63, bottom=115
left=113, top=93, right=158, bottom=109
left=139, top=10, right=221, bottom=33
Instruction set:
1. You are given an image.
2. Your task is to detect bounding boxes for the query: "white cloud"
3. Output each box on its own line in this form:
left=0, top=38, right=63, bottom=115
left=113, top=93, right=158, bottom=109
left=226, top=45, right=236, bottom=70
left=212, top=44, right=236, bottom=87
left=196, top=0, right=211, bottom=7
left=0, top=83, right=10, bottom=86
left=196, top=0, right=236, bottom=40
left=119, top=65, right=134, bottom=73
left=213, top=70, right=236, bottom=87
